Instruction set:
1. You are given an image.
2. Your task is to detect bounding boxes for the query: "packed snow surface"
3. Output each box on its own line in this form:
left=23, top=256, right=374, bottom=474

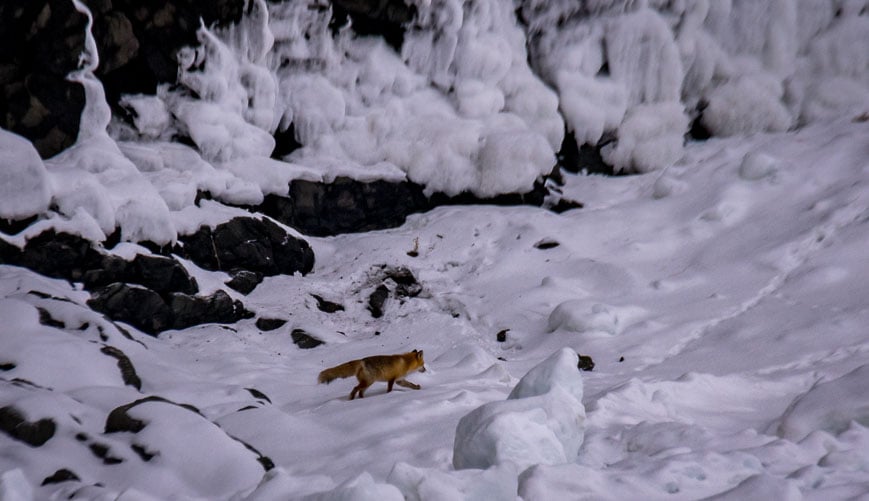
left=2, top=115, right=869, bottom=499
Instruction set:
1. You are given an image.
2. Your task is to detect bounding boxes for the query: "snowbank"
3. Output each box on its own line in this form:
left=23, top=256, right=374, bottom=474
left=453, top=347, right=586, bottom=471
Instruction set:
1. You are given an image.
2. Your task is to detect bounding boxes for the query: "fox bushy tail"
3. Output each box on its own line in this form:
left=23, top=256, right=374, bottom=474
left=318, top=360, right=360, bottom=384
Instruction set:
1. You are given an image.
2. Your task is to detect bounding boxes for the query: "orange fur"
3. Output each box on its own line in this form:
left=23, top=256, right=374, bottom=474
left=318, top=350, right=426, bottom=399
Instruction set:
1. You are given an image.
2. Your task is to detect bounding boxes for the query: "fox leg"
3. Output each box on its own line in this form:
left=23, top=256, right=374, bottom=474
left=396, top=379, right=420, bottom=390
left=350, top=378, right=371, bottom=400
left=387, top=378, right=395, bottom=392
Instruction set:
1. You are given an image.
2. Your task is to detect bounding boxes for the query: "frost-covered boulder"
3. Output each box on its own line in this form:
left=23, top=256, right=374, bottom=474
left=453, top=348, right=586, bottom=471
left=0, top=130, right=52, bottom=222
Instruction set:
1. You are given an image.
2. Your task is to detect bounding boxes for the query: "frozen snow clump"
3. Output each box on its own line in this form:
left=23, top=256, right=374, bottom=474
left=0, top=129, right=51, bottom=221
left=739, top=152, right=779, bottom=181
left=547, top=301, right=621, bottom=335
left=453, top=348, right=585, bottom=471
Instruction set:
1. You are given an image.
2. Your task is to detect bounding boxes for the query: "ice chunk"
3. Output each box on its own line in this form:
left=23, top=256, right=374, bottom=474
left=453, top=348, right=585, bottom=471
left=0, top=130, right=51, bottom=221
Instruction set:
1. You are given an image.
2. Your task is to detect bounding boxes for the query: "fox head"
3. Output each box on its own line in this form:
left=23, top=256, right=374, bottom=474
left=411, top=349, right=426, bottom=372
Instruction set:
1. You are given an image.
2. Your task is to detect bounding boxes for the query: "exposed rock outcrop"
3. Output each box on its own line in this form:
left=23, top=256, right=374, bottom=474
left=178, top=217, right=315, bottom=276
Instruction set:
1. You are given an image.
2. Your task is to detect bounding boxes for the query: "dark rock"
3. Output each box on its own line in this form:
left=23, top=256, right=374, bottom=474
left=578, top=354, right=595, bottom=372
left=87, top=283, right=172, bottom=336
left=100, top=345, right=142, bottom=390
left=258, top=454, right=276, bottom=471
left=557, top=126, right=619, bottom=176
left=427, top=180, right=549, bottom=209
left=619, top=356, right=625, bottom=363
left=0, top=237, right=20, bottom=264
left=130, top=254, right=198, bottom=294
left=105, top=404, right=147, bottom=434
left=689, top=101, right=712, bottom=141
left=228, top=433, right=275, bottom=471
left=18, top=231, right=103, bottom=282
left=14, top=232, right=197, bottom=301
left=0, top=0, right=87, bottom=157
left=259, top=176, right=562, bottom=237
left=385, top=266, right=421, bottom=298
left=81, top=255, right=129, bottom=290
left=82, top=253, right=198, bottom=295
left=534, top=239, right=560, bottom=250
left=225, top=270, right=264, bottom=295
left=41, top=468, right=80, bottom=486
left=291, top=328, right=324, bottom=349
left=169, top=290, right=253, bottom=330
left=311, top=293, right=345, bottom=313
left=260, top=177, right=430, bottom=237
left=548, top=198, right=584, bottom=213
left=245, top=388, right=271, bottom=404
left=36, top=307, right=66, bottom=329
left=0, top=362, right=15, bottom=371
left=88, top=442, right=124, bottom=465
left=496, top=329, right=509, bottom=342
left=0, top=405, right=56, bottom=446
left=331, top=0, right=416, bottom=52
left=271, top=122, right=302, bottom=159
left=0, top=215, right=38, bottom=236
left=130, top=443, right=157, bottom=462
left=367, top=285, right=390, bottom=318
left=178, top=217, right=314, bottom=276
left=105, top=396, right=201, bottom=434
left=255, top=317, right=287, bottom=331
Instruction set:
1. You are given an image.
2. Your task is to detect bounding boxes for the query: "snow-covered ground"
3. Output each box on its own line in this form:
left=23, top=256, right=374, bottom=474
left=2, top=115, right=868, bottom=499
left=3, top=0, right=869, bottom=498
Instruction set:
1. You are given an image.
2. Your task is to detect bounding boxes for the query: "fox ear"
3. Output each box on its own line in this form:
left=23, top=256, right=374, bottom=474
left=412, top=349, right=418, bottom=353
left=417, top=350, right=424, bottom=358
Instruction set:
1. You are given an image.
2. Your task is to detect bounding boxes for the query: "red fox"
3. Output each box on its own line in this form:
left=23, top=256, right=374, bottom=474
left=317, top=349, right=426, bottom=400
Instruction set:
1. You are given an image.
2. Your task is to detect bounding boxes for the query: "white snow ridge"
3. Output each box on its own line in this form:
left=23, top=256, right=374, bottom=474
left=2, top=0, right=869, bottom=499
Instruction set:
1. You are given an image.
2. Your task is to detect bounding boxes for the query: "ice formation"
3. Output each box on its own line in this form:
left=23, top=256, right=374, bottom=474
left=3, top=0, right=868, bottom=241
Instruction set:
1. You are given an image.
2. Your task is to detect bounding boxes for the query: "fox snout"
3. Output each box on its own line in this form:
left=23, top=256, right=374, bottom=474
left=419, top=365, right=427, bottom=373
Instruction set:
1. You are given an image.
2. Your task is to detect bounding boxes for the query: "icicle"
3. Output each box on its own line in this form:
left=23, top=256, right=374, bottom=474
left=68, top=0, right=112, bottom=141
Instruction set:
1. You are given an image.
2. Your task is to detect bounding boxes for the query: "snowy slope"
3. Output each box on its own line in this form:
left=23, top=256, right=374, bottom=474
left=2, top=115, right=869, bottom=499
